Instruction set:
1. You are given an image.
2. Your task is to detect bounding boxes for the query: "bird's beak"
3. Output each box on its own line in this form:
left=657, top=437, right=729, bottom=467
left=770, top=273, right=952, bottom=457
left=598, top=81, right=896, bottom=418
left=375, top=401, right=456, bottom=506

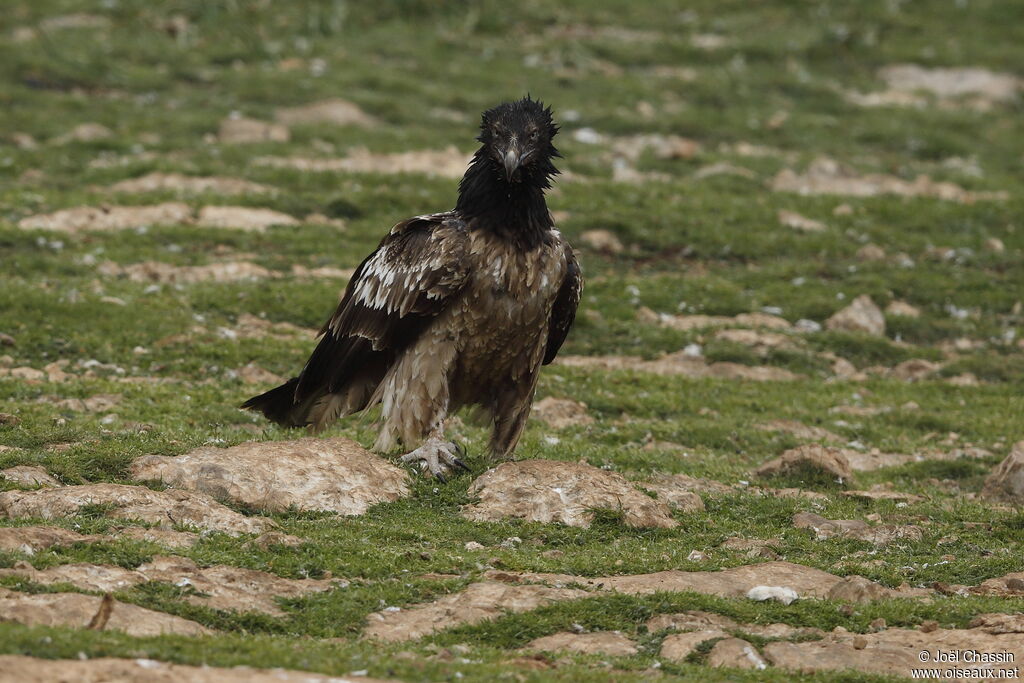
left=502, top=147, right=522, bottom=181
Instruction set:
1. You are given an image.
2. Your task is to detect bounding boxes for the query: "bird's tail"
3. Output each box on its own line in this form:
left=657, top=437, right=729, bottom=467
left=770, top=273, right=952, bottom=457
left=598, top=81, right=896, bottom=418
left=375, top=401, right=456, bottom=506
left=241, top=378, right=311, bottom=428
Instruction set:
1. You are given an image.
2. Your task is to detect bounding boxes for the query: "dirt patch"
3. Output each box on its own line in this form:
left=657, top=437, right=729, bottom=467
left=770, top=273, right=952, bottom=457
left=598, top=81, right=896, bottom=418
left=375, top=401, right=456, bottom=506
left=0, top=588, right=211, bottom=637
left=461, top=460, right=677, bottom=529
left=228, top=314, right=317, bottom=341
left=274, top=98, right=377, bottom=127
left=254, top=146, right=471, bottom=178
left=363, top=581, right=589, bottom=642
left=531, top=397, right=594, bottom=429
left=792, top=512, right=924, bottom=546
left=639, top=308, right=791, bottom=332
left=757, top=419, right=843, bottom=443
left=218, top=116, right=290, bottom=144
left=0, top=526, right=99, bottom=554
left=0, top=555, right=341, bottom=616
left=130, top=437, right=410, bottom=515
left=772, top=157, right=1007, bottom=202
left=754, top=444, right=855, bottom=484
left=826, top=295, right=885, bottom=337
left=707, top=637, right=768, bottom=670
left=693, top=162, right=756, bottom=180
left=877, top=64, right=1021, bottom=106
left=777, top=209, right=826, bottom=233
left=525, top=631, right=638, bottom=656
left=764, top=624, right=1023, bottom=677
left=0, top=656, right=396, bottom=682
left=889, top=358, right=941, bottom=381
left=52, top=122, right=113, bottom=145
left=18, top=203, right=192, bottom=232
left=1, top=465, right=62, bottom=488
left=635, top=476, right=707, bottom=513
left=981, top=440, right=1024, bottom=503
left=196, top=206, right=299, bottom=231
left=579, top=229, right=624, bottom=254
left=713, top=329, right=802, bottom=356
left=233, top=363, right=285, bottom=385
left=491, top=560, right=921, bottom=602
left=99, top=260, right=276, bottom=284
left=558, top=353, right=801, bottom=381
left=0, top=483, right=275, bottom=535
left=108, top=173, right=273, bottom=195
left=609, top=134, right=701, bottom=161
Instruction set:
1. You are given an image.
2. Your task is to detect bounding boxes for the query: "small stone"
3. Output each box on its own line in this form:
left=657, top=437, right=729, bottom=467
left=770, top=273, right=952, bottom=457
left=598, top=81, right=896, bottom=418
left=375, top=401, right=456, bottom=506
left=826, top=295, right=886, bottom=337
left=920, top=620, right=939, bottom=633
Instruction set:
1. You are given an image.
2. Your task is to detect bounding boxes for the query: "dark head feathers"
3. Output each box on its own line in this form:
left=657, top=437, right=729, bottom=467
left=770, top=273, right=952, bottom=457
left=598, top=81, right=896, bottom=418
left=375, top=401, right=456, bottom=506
left=478, top=95, right=560, bottom=147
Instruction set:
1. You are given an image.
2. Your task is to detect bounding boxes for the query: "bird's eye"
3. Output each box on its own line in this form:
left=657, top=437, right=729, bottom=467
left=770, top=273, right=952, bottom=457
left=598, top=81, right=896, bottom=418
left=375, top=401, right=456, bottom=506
left=529, top=130, right=540, bottom=141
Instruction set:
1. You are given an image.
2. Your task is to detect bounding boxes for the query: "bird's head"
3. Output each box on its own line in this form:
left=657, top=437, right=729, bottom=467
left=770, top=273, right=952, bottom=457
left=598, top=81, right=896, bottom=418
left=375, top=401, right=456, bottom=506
left=477, top=96, right=560, bottom=185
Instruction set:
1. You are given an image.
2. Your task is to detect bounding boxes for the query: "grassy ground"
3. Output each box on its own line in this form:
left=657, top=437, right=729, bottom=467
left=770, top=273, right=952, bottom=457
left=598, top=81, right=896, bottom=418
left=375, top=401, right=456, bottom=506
left=1, top=1, right=1022, bottom=681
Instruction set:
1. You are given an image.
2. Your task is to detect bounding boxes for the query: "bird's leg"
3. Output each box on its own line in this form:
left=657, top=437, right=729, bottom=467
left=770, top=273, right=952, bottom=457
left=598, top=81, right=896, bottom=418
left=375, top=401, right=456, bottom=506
left=398, top=420, right=470, bottom=481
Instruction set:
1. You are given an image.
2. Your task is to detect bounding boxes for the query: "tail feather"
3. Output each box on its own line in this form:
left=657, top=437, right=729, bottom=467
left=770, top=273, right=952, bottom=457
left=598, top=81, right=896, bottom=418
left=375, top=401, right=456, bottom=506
left=241, top=378, right=314, bottom=428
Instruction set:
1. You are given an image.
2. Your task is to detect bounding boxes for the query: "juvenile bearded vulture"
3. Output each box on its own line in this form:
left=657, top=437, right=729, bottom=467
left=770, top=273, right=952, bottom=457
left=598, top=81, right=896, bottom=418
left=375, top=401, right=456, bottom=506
left=243, top=96, right=582, bottom=477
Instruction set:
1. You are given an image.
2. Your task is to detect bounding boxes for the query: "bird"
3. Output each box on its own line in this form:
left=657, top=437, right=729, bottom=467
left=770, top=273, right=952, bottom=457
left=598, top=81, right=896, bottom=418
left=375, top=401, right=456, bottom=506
left=242, top=95, right=582, bottom=478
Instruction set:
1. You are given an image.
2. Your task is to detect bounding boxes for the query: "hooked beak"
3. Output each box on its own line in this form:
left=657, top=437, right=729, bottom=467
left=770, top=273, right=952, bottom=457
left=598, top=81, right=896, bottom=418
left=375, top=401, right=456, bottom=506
left=502, top=146, right=522, bottom=182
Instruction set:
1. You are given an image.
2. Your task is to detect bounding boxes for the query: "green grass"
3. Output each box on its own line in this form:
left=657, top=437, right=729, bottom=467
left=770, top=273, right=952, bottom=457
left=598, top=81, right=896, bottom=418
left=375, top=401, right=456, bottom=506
left=1, top=0, right=1022, bottom=680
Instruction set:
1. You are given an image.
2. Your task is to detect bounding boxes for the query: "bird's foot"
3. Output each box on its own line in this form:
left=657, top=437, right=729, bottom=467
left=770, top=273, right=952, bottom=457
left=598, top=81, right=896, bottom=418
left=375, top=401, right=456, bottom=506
left=399, top=439, right=470, bottom=481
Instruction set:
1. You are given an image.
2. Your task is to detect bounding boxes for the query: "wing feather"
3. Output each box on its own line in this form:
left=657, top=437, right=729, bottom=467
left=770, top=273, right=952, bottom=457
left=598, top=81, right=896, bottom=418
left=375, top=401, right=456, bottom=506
left=543, top=243, right=582, bottom=365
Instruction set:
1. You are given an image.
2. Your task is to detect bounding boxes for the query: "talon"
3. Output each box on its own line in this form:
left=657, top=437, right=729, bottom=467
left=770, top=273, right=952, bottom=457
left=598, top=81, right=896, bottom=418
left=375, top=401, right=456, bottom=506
left=452, top=457, right=470, bottom=472
left=454, top=442, right=467, bottom=458
left=434, top=470, right=447, bottom=483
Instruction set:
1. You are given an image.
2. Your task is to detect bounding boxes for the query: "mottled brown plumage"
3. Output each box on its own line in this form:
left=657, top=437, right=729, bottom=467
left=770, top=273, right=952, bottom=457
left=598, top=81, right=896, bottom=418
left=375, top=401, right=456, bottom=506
left=243, top=96, right=581, bottom=476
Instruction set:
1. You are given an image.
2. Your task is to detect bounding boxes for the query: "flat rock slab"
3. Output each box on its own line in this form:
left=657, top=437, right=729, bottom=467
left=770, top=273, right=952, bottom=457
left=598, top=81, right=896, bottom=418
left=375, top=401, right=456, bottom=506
left=0, top=588, right=210, bottom=637
left=707, top=637, right=768, bottom=670
left=0, top=656, right=397, bottom=683
left=0, top=555, right=341, bottom=616
left=0, top=483, right=274, bottom=535
left=764, top=626, right=1023, bottom=677
left=0, top=525, right=100, bottom=554
left=363, top=581, right=588, bottom=642
left=130, top=437, right=409, bottom=515
left=115, top=526, right=200, bottom=548
left=524, top=631, right=638, bottom=656
left=793, top=512, right=925, bottom=546
left=660, top=630, right=731, bottom=660
left=462, top=460, right=677, bottom=529
left=0, top=465, right=62, bottom=487
left=488, top=561, right=925, bottom=602
left=648, top=610, right=824, bottom=640
left=634, top=476, right=706, bottom=513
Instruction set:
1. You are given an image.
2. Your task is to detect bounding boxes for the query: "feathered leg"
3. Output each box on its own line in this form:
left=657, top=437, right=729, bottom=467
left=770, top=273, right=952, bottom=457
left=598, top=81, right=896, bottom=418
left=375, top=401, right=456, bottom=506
left=487, top=377, right=539, bottom=461
left=398, top=419, right=470, bottom=481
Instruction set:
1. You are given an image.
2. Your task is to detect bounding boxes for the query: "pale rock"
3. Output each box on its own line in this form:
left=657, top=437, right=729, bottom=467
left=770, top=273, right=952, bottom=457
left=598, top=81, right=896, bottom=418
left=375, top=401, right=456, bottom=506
left=579, top=229, right=624, bottom=254
left=108, top=173, right=272, bottom=195
left=856, top=244, right=887, bottom=261
left=706, top=637, right=768, bottom=670
left=0, top=526, right=99, bottom=554
left=196, top=206, right=299, bottom=231
left=462, top=460, right=677, bottom=529
left=981, top=441, right=1024, bottom=503
left=524, top=631, right=638, bottom=656
left=778, top=209, right=826, bottom=233
left=826, top=295, right=886, bottom=336
left=754, top=444, right=854, bottom=484
left=886, top=300, right=921, bottom=318
left=1, top=465, right=61, bottom=488
left=274, top=98, right=377, bottom=127
left=218, top=116, right=290, bottom=144
left=18, top=203, right=192, bottom=233
left=531, top=397, right=594, bottom=429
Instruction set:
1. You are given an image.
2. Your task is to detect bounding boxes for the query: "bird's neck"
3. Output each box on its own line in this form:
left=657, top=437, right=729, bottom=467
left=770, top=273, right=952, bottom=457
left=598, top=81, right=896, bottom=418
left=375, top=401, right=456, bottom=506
left=455, top=150, right=553, bottom=250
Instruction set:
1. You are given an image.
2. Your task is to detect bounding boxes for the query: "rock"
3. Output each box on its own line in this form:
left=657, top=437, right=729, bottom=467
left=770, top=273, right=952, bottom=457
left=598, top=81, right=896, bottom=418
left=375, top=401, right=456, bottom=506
left=18, top=203, right=192, bottom=233
left=233, top=363, right=285, bottom=385
left=984, top=237, right=1006, bottom=253
left=889, top=359, right=941, bottom=381
left=754, top=444, right=854, bottom=484
left=579, top=229, right=624, bottom=254
left=970, top=613, right=1024, bottom=634
left=0, top=656, right=397, bottom=682
left=0, top=555, right=340, bottom=616
left=777, top=209, right=826, bottom=233
left=841, top=488, right=924, bottom=503
left=970, top=571, right=1024, bottom=596
left=635, top=477, right=706, bottom=513
left=255, top=146, right=471, bottom=179
left=0, top=526, right=100, bottom=554
left=99, top=260, right=275, bottom=284
left=879, top=64, right=1021, bottom=102
left=648, top=610, right=822, bottom=639
left=793, top=512, right=923, bottom=547
left=130, top=437, right=409, bottom=515
left=0, top=483, right=274, bottom=535
left=706, top=637, right=768, bottom=670
left=0, top=588, right=211, bottom=636
left=363, top=581, right=589, bottom=642
left=557, top=354, right=801, bottom=381
left=713, top=329, right=800, bottom=355
left=756, top=419, right=842, bottom=443
left=531, top=397, right=594, bottom=429
left=52, top=122, right=113, bottom=144
left=642, top=311, right=792, bottom=331
left=826, top=295, right=885, bottom=336
left=115, top=526, right=199, bottom=549
left=660, top=631, right=729, bottom=660
left=1, top=465, right=61, bottom=488
left=491, top=560, right=911, bottom=601
left=196, top=206, right=299, bottom=231
left=886, top=300, right=921, bottom=317
left=856, top=244, right=887, bottom=261
left=827, top=576, right=892, bottom=602
left=746, top=586, right=799, bottom=604
left=243, top=531, right=304, bottom=550
left=461, top=460, right=677, bottom=529
left=217, top=116, right=290, bottom=144
left=693, top=162, right=755, bottom=180
left=772, top=156, right=1007, bottom=202
left=981, top=441, right=1024, bottom=503
left=274, top=98, right=377, bottom=127
left=764, top=624, right=1023, bottom=676
left=524, top=631, right=638, bottom=656
left=108, top=173, right=272, bottom=195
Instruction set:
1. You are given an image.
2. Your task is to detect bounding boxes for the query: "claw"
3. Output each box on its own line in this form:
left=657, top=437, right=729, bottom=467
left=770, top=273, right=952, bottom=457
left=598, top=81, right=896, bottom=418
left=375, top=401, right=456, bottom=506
left=452, top=457, right=471, bottom=472
left=435, top=470, right=447, bottom=484
left=398, top=438, right=467, bottom=480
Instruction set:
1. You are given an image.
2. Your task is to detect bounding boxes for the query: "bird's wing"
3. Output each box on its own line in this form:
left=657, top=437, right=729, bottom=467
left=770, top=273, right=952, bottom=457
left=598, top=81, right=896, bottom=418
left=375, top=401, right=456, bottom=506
left=543, top=242, right=582, bottom=365
left=294, top=212, right=470, bottom=400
